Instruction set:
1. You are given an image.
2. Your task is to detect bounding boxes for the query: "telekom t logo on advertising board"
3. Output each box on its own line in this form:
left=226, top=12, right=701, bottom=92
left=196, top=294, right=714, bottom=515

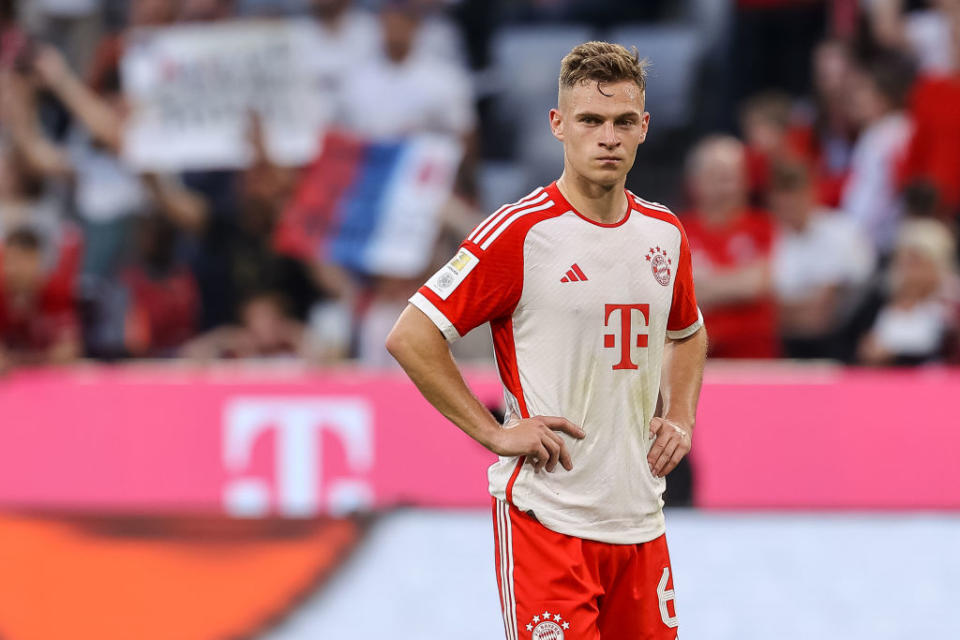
left=222, top=397, right=374, bottom=517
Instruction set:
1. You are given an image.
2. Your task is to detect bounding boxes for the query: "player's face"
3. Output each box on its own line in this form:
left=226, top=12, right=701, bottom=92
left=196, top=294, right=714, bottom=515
left=550, top=80, right=649, bottom=188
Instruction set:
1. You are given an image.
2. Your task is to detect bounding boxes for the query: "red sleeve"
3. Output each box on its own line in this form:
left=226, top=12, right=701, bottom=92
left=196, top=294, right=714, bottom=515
left=666, top=222, right=703, bottom=339
left=409, top=235, right=524, bottom=341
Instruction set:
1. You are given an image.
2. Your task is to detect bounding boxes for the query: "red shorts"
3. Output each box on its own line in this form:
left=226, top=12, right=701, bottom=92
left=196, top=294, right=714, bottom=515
left=492, top=498, right=679, bottom=640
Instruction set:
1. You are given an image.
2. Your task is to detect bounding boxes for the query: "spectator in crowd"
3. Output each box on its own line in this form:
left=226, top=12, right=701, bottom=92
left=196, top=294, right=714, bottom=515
left=899, top=0, right=960, bottom=216
left=841, top=49, right=915, bottom=255
left=335, top=0, right=476, bottom=142
left=31, top=46, right=175, bottom=278
left=189, top=114, right=322, bottom=336
left=903, top=0, right=960, bottom=74
left=406, top=0, right=468, bottom=64
left=0, top=227, right=81, bottom=371
left=770, top=160, right=875, bottom=360
left=120, top=213, right=201, bottom=357
left=902, top=179, right=951, bottom=224
left=307, top=0, right=380, bottom=104
left=328, top=0, right=479, bottom=365
left=805, top=38, right=858, bottom=207
left=3, top=41, right=210, bottom=338
left=307, top=0, right=465, bottom=112
left=866, top=0, right=958, bottom=75
left=0, top=66, right=84, bottom=281
left=0, top=138, right=76, bottom=272
left=3, top=39, right=220, bottom=356
left=739, top=90, right=812, bottom=205
left=85, top=0, right=179, bottom=96
left=858, top=218, right=958, bottom=365
left=682, top=135, right=778, bottom=359
left=180, top=290, right=305, bottom=360
left=18, top=0, right=103, bottom=78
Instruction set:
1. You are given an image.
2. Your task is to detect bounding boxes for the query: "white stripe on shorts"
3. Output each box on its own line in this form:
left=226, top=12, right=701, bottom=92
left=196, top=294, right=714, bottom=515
left=497, top=500, right=518, bottom=640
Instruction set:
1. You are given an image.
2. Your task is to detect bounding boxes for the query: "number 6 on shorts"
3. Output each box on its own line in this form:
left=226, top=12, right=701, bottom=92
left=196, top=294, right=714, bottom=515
left=657, top=567, right=679, bottom=628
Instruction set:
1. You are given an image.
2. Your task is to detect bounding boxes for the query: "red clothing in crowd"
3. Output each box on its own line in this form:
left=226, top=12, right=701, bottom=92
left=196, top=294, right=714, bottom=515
left=121, top=267, right=199, bottom=356
left=901, top=74, right=960, bottom=212
left=745, top=123, right=850, bottom=209
left=0, top=239, right=81, bottom=355
left=682, top=209, right=779, bottom=358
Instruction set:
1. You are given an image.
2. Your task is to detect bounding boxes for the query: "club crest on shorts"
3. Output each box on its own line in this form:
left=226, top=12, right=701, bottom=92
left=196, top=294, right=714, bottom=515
left=645, top=246, right=672, bottom=286
left=525, top=610, right=570, bottom=639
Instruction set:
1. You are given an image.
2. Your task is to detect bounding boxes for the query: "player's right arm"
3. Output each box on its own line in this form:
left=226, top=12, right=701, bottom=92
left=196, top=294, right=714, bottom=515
left=386, top=305, right=584, bottom=472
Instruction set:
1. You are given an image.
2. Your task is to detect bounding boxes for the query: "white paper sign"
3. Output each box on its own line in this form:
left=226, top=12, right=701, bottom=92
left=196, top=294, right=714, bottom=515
left=121, top=19, right=330, bottom=171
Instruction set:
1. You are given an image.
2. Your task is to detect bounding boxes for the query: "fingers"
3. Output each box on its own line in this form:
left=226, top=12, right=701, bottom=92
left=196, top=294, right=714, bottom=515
left=660, top=446, right=688, bottom=477
left=541, top=433, right=561, bottom=472
left=540, top=416, right=586, bottom=439
left=647, top=419, right=668, bottom=468
left=527, top=418, right=582, bottom=472
left=557, top=444, right=573, bottom=471
left=521, top=416, right=582, bottom=473
left=531, top=443, right=550, bottom=473
left=646, top=420, right=691, bottom=477
left=544, top=429, right=569, bottom=472
left=649, top=416, right=665, bottom=438
left=650, top=436, right=679, bottom=478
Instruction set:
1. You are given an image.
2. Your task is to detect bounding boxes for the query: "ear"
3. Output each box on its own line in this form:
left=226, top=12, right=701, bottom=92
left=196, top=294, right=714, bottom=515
left=549, top=108, right=564, bottom=141
left=638, top=111, right=650, bottom=144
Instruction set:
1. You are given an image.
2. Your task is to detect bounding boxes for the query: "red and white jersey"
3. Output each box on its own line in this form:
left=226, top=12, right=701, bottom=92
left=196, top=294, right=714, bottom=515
left=410, top=181, right=702, bottom=544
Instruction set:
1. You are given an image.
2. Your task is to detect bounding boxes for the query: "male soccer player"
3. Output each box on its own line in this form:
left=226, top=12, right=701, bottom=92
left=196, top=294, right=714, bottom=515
left=386, top=41, right=707, bottom=640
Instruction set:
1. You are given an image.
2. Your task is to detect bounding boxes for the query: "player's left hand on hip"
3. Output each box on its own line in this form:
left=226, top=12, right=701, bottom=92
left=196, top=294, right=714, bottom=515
left=647, top=417, right=692, bottom=478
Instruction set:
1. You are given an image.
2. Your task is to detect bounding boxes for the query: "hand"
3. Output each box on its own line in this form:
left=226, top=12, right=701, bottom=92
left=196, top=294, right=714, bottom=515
left=489, top=415, right=585, bottom=473
left=30, top=44, right=71, bottom=89
left=647, top=417, right=692, bottom=478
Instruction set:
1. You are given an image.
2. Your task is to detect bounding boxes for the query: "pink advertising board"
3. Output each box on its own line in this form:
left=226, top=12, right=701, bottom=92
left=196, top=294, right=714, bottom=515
left=692, top=364, right=960, bottom=509
left=0, top=363, right=957, bottom=514
left=0, top=365, right=504, bottom=516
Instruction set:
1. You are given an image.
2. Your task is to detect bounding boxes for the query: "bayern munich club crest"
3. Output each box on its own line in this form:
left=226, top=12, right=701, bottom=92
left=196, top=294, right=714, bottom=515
left=646, top=246, right=672, bottom=286
left=525, top=610, right=570, bottom=639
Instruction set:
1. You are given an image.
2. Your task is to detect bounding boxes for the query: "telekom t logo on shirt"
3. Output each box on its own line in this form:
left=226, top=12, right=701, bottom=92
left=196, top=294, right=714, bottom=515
left=603, top=303, right=650, bottom=370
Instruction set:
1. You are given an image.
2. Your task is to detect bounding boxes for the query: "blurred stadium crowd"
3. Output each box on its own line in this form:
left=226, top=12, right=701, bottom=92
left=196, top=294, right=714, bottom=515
left=0, top=0, right=959, bottom=372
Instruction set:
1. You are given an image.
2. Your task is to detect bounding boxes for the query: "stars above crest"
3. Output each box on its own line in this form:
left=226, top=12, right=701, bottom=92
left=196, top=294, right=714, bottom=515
left=525, top=610, right=571, bottom=634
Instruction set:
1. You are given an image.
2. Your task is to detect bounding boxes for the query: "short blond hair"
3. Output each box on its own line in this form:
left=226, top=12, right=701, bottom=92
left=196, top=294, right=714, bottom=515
left=897, top=218, right=957, bottom=279
left=559, top=41, right=648, bottom=95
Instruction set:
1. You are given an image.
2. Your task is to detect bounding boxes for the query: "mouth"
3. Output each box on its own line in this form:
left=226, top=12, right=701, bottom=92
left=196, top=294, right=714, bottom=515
left=596, top=157, right=622, bottom=163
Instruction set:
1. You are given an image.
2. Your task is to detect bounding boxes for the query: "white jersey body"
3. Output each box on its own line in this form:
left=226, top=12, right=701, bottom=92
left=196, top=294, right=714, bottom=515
left=411, top=181, right=702, bottom=544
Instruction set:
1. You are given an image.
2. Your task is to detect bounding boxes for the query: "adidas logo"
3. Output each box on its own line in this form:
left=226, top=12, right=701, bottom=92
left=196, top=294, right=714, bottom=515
left=560, top=263, right=588, bottom=283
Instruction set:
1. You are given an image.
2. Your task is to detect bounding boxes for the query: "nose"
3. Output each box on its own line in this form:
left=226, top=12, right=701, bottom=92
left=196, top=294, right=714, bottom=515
left=599, top=121, right=620, bottom=149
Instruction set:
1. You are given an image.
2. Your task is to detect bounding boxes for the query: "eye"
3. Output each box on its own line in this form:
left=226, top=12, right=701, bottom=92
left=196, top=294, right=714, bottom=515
left=581, top=116, right=601, bottom=125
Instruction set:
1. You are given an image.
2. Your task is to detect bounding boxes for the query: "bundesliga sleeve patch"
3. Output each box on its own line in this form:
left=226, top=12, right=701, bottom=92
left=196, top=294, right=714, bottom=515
left=425, top=248, right=479, bottom=300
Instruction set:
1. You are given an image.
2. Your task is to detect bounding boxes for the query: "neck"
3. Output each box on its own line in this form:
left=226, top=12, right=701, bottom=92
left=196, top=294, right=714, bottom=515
left=556, top=171, right=627, bottom=225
